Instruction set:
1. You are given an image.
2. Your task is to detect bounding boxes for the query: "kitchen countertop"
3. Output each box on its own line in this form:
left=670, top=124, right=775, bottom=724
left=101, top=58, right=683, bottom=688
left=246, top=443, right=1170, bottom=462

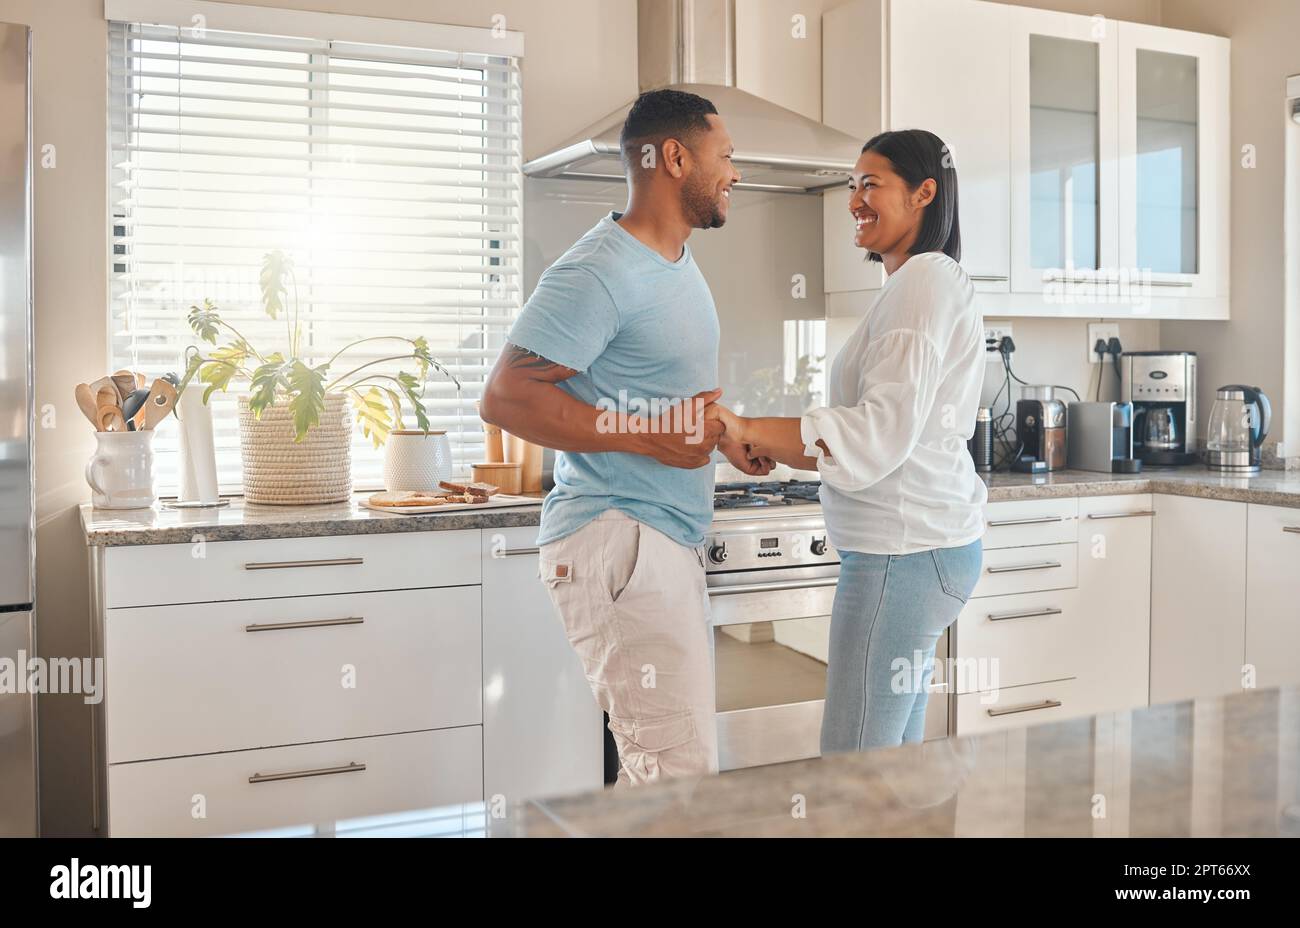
left=80, top=465, right=1300, bottom=546
left=499, top=684, right=1300, bottom=837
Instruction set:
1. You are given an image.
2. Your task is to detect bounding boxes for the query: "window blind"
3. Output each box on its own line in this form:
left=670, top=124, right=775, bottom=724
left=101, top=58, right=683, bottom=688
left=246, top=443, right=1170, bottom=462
left=108, top=20, right=522, bottom=494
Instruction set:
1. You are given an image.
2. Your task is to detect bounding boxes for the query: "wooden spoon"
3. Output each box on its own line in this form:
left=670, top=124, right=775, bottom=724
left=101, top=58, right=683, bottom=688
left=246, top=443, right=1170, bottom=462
left=95, top=385, right=125, bottom=432
left=140, top=379, right=179, bottom=430
left=111, top=370, right=138, bottom=402
left=74, top=383, right=100, bottom=428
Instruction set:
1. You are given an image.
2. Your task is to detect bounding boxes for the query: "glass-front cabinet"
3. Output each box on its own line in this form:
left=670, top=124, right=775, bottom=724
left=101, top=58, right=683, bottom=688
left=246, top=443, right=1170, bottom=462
left=1118, top=22, right=1229, bottom=301
left=1010, top=7, right=1119, bottom=294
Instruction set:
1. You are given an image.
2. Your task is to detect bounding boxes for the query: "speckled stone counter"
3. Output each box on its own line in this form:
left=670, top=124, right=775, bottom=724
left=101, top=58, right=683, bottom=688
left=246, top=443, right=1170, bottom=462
left=502, top=685, right=1300, bottom=837
left=81, top=466, right=1300, bottom=546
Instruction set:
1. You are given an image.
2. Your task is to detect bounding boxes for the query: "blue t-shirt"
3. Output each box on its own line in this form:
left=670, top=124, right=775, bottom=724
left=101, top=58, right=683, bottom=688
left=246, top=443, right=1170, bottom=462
left=507, top=212, right=720, bottom=548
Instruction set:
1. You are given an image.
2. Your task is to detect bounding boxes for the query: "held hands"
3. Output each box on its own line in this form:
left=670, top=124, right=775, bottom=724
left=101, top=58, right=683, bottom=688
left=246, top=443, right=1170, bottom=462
left=636, top=389, right=726, bottom=469
left=705, top=403, right=776, bottom=477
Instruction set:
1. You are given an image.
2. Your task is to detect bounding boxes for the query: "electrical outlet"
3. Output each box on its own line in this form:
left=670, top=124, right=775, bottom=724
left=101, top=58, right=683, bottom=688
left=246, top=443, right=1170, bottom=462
left=1087, top=323, right=1120, bottom=364
left=984, top=322, right=1013, bottom=362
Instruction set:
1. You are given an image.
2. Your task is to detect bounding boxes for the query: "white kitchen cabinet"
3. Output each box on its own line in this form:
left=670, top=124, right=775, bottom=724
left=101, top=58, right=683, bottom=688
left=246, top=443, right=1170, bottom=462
left=1150, top=494, right=1246, bottom=704
left=1075, top=494, right=1152, bottom=715
left=983, top=497, right=1079, bottom=549
left=1117, top=22, right=1229, bottom=304
left=957, top=677, right=1082, bottom=735
left=1244, top=504, right=1300, bottom=689
left=481, top=527, right=604, bottom=810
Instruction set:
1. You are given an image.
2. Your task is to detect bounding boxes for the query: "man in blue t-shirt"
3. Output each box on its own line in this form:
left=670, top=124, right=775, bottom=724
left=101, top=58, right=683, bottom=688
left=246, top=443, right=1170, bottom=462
left=481, top=89, right=771, bottom=785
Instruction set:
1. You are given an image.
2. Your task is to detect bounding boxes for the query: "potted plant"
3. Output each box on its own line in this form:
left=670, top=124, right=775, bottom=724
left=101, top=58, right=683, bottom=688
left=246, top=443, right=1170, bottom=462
left=179, top=250, right=458, bottom=505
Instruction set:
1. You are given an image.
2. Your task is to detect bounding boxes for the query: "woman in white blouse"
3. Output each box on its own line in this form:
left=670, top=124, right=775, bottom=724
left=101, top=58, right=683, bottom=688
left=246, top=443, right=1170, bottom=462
left=710, top=129, right=987, bottom=751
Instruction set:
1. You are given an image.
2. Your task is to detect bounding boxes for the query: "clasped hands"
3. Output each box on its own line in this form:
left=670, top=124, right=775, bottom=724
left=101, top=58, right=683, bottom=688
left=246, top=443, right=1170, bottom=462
left=637, top=388, right=774, bottom=475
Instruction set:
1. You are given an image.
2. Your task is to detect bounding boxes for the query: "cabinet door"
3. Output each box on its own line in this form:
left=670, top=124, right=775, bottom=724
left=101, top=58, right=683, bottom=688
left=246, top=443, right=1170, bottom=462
left=481, top=527, right=603, bottom=811
left=890, top=0, right=1010, bottom=292
left=1076, top=495, right=1152, bottom=714
left=1117, top=23, right=1229, bottom=300
left=1244, top=505, right=1300, bottom=689
left=1150, top=494, right=1245, bottom=704
left=1009, top=7, right=1119, bottom=295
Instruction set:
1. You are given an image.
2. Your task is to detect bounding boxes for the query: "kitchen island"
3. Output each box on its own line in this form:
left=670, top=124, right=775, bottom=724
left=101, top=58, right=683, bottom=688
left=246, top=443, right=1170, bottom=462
left=501, top=684, right=1300, bottom=837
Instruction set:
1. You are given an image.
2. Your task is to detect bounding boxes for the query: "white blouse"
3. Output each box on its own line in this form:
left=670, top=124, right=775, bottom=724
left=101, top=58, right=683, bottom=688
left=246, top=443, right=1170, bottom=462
left=801, top=251, right=987, bottom=555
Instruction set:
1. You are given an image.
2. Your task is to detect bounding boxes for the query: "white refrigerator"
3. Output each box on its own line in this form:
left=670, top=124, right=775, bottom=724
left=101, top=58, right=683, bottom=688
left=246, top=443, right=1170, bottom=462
left=0, top=20, right=37, bottom=837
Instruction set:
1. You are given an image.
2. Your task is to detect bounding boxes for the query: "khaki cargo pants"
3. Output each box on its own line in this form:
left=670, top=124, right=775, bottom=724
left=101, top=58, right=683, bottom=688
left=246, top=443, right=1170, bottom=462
left=539, top=509, right=718, bottom=786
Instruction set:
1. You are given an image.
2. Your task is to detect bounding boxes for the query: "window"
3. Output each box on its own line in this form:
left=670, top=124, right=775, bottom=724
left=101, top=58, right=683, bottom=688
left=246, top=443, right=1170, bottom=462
left=108, top=20, right=522, bottom=493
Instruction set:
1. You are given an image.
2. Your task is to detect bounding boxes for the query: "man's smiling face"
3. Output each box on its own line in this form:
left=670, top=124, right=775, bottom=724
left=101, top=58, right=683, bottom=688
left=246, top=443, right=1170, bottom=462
left=680, top=114, right=741, bottom=229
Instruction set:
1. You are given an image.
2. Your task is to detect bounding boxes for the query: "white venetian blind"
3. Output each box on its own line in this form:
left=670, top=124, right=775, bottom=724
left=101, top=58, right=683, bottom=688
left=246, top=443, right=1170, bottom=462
left=107, top=20, right=522, bottom=494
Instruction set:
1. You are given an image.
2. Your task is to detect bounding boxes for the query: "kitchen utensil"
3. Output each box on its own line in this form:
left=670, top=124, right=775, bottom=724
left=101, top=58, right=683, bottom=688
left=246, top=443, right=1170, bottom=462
left=95, top=385, right=125, bottom=432
left=505, top=433, right=544, bottom=492
left=111, top=369, right=137, bottom=401
left=74, top=383, right=99, bottom=427
left=382, top=430, right=453, bottom=492
left=140, top=378, right=178, bottom=430
left=1205, top=385, right=1271, bottom=474
left=85, top=429, right=157, bottom=509
left=88, top=375, right=115, bottom=399
left=472, top=461, right=522, bottom=494
left=120, top=387, right=150, bottom=430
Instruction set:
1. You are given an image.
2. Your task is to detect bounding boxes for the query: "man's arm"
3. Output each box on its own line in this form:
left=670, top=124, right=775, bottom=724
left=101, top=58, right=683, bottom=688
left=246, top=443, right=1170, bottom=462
left=480, top=343, right=724, bottom=469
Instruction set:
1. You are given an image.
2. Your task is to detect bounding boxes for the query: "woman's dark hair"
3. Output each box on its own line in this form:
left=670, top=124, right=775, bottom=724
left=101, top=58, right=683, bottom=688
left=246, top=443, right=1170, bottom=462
left=860, top=129, right=960, bottom=264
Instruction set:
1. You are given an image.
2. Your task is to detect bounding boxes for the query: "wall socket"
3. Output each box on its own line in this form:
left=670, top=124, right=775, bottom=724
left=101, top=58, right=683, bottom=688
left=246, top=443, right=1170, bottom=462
left=1087, top=322, right=1120, bottom=364
left=984, top=322, right=1013, bottom=362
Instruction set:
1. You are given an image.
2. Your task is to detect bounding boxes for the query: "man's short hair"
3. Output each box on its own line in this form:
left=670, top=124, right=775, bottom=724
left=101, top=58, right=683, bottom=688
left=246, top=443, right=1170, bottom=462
left=619, top=88, right=718, bottom=173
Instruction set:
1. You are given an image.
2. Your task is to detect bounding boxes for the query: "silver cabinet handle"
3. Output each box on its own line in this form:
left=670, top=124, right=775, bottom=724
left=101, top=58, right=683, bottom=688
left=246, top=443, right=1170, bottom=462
left=1087, top=511, right=1156, bottom=520
left=986, top=561, right=1062, bottom=574
left=1146, top=280, right=1195, bottom=288
left=1283, top=527, right=1300, bottom=535
left=986, top=515, right=1063, bottom=527
left=249, top=761, right=366, bottom=785
left=244, top=557, right=364, bottom=571
left=987, top=699, right=1062, bottom=718
left=708, top=577, right=839, bottom=597
left=244, top=616, right=364, bottom=633
left=988, top=607, right=1062, bottom=622
left=969, top=274, right=1009, bottom=282
left=501, top=546, right=540, bottom=557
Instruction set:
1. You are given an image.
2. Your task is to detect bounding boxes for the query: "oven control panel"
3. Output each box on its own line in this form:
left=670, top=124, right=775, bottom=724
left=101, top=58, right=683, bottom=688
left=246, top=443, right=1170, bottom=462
left=704, top=529, right=837, bottom=572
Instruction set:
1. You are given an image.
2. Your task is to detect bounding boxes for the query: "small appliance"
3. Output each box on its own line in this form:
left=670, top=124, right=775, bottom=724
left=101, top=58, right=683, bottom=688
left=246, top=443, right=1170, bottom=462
left=1014, top=386, right=1067, bottom=472
left=1121, top=351, right=1198, bottom=466
left=1205, top=385, right=1271, bottom=474
left=968, top=406, right=993, bottom=473
left=1066, top=402, right=1142, bottom=474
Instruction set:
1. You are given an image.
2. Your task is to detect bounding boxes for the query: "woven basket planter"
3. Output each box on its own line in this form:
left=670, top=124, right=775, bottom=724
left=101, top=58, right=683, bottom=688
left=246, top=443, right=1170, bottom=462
left=238, top=393, right=352, bottom=505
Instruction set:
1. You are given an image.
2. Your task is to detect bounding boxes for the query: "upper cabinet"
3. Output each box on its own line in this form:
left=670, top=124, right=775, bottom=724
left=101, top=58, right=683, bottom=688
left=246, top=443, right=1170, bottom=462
left=821, top=0, right=1230, bottom=320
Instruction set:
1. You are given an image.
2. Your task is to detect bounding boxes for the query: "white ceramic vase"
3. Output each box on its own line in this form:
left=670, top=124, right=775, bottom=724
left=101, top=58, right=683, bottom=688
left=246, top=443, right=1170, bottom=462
left=85, top=430, right=157, bottom=509
left=383, top=430, right=453, bottom=492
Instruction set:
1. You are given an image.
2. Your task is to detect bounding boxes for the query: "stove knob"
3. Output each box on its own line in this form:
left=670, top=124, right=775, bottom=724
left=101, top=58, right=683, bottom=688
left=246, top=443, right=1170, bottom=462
left=810, top=537, right=827, bottom=557
left=707, top=542, right=728, bottom=565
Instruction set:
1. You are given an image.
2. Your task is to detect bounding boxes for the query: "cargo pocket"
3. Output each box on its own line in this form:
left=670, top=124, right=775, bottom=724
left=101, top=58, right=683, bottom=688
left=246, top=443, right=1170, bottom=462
left=606, top=709, right=704, bottom=785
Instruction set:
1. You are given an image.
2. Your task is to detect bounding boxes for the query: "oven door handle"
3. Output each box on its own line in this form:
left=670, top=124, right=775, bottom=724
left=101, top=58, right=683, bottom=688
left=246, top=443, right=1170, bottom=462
left=707, top=577, right=840, bottom=597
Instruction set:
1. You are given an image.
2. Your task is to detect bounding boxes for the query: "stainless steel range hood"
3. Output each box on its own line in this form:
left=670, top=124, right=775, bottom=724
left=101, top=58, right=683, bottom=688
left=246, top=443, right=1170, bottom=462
left=521, top=0, right=862, bottom=194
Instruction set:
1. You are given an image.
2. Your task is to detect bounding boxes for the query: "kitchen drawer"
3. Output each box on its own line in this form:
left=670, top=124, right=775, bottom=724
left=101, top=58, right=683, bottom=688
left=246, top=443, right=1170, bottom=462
left=102, top=530, right=482, bottom=608
left=107, top=726, right=482, bottom=837
left=105, top=587, right=482, bottom=763
left=956, top=678, right=1081, bottom=736
left=953, top=587, right=1080, bottom=693
left=982, top=498, right=1078, bottom=550
left=970, top=543, right=1077, bottom=598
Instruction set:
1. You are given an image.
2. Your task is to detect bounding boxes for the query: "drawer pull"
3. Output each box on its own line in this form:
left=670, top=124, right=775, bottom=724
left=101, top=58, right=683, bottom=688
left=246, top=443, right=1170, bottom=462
left=986, top=515, right=1064, bottom=528
left=987, top=607, right=1063, bottom=623
left=244, top=616, right=364, bottom=633
left=1087, top=511, right=1155, bottom=520
left=500, top=546, right=540, bottom=557
left=1283, top=527, right=1300, bottom=535
left=987, top=699, right=1062, bottom=718
left=969, top=274, right=1010, bottom=282
left=244, top=557, right=364, bottom=571
left=986, top=561, right=1062, bottom=575
left=249, top=761, right=366, bottom=785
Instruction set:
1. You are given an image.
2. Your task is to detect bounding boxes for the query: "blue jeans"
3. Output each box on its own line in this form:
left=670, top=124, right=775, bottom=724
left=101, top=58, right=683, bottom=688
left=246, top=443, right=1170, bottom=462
left=821, top=539, right=983, bottom=753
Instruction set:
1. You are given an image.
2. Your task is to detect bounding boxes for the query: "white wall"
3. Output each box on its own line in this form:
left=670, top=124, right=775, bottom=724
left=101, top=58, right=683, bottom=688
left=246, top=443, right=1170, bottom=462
left=0, top=0, right=639, bottom=836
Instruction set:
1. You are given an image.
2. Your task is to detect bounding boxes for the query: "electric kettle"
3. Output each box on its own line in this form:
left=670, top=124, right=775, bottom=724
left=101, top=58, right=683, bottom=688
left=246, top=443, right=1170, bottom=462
left=1205, top=385, right=1271, bottom=473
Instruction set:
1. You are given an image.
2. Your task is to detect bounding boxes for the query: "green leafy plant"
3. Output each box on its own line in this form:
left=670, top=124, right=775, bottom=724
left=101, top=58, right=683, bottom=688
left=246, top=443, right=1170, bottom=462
left=178, top=250, right=458, bottom=446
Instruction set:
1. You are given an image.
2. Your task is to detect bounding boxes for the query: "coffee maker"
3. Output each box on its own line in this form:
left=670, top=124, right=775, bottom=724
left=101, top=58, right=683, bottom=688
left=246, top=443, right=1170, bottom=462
left=1121, top=351, right=1198, bottom=466
left=1014, top=386, right=1067, bottom=472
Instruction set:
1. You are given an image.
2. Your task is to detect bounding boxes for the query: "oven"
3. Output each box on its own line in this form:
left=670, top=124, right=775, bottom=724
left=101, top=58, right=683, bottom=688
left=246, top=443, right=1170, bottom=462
left=706, top=485, right=950, bottom=771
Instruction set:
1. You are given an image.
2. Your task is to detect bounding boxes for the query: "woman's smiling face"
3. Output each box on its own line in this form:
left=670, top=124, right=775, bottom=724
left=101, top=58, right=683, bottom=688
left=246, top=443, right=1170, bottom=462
left=847, top=149, right=932, bottom=257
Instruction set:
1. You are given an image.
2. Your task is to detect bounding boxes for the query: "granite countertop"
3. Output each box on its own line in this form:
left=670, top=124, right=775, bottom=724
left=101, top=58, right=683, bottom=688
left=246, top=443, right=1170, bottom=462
left=80, top=465, right=1300, bottom=546
left=502, top=685, right=1300, bottom=837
